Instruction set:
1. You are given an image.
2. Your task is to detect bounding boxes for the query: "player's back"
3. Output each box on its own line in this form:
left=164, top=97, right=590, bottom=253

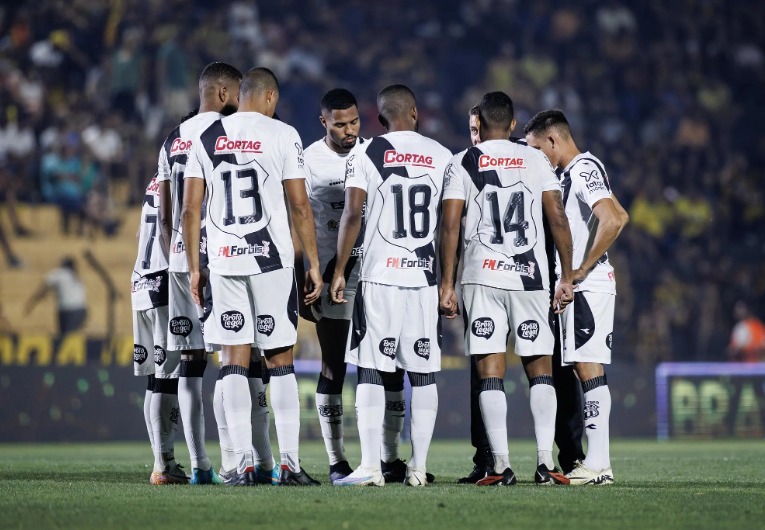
left=185, top=111, right=305, bottom=277
left=345, top=131, right=452, bottom=288
left=446, top=140, right=561, bottom=292
left=131, top=174, right=169, bottom=309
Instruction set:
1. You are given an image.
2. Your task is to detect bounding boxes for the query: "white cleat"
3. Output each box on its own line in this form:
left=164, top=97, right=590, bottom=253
left=405, top=466, right=428, bottom=487
left=333, top=466, right=385, bottom=487
left=565, top=462, right=614, bottom=485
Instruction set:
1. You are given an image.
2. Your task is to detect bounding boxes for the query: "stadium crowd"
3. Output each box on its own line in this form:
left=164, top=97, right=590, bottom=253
left=0, top=0, right=763, bottom=364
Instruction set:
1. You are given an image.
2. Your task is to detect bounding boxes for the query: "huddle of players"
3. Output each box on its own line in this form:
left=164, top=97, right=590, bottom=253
left=130, top=60, right=628, bottom=487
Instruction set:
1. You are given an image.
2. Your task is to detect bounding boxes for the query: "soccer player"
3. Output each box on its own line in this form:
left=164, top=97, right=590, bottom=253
left=330, top=84, right=452, bottom=487
left=524, top=109, right=629, bottom=485
left=298, top=88, right=363, bottom=483
left=156, top=62, right=242, bottom=485
left=182, top=67, right=323, bottom=486
left=131, top=173, right=186, bottom=484
left=439, top=92, right=574, bottom=486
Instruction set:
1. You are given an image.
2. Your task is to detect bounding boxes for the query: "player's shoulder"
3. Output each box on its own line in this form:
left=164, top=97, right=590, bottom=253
left=415, top=133, right=452, bottom=160
left=305, top=138, right=326, bottom=156
left=448, top=146, right=471, bottom=166
left=569, top=152, right=607, bottom=176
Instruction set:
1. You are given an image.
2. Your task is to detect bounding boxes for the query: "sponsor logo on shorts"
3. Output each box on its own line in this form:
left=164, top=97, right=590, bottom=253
left=606, top=333, right=613, bottom=350
left=169, top=317, right=193, bottom=337
left=517, top=320, right=540, bottom=341
left=154, top=346, right=166, bottom=366
left=318, top=404, right=343, bottom=417
left=170, top=407, right=180, bottom=425
left=133, top=345, right=148, bottom=364
left=379, top=338, right=397, bottom=359
left=386, top=256, right=434, bottom=273
left=221, top=311, right=245, bottom=333
left=414, top=338, right=431, bottom=360
left=584, top=400, right=600, bottom=420
left=471, top=317, right=495, bottom=339
left=482, top=259, right=536, bottom=279
left=257, top=315, right=275, bottom=336
left=218, top=241, right=270, bottom=258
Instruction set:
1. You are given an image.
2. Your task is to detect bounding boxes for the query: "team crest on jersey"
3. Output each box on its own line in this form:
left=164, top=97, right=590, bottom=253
left=154, top=346, right=167, bottom=366
left=221, top=311, right=245, bottom=332
left=414, top=338, right=431, bottom=360
left=606, top=333, right=613, bottom=350
left=379, top=338, right=397, bottom=359
left=482, top=259, right=536, bottom=278
left=169, top=317, right=193, bottom=337
left=214, top=136, right=262, bottom=155
left=257, top=315, right=275, bottom=336
left=471, top=317, right=495, bottom=339
left=133, top=345, right=148, bottom=364
left=383, top=150, right=435, bottom=169
left=517, top=320, right=540, bottom=341
left=478, top=155, right=525, bottom=171
left=327, top=219, right=339, bottom=232
left=218, top=241, right=270, bottom=258
left=169, top=138, right=193, bottom=157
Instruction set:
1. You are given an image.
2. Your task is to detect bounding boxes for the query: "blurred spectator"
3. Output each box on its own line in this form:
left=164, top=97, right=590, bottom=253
left=728, top=302, right=765, bottom=362
left=109, top=28, right=145, bottom=123
left=25, top=256, right=88, bottom=337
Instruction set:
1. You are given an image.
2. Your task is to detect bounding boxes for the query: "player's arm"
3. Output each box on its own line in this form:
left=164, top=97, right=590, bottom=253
left=439, top=199, right=463, bottom=319
left=285, top=179, right=322, bottom=305
left=574, top=197, right=622, bottom=284
left=181, top=141, right=206, bottom=306
left=330, top=187, right=365, bottom=304
left=542, top=189, right=574, bottom=312
left=158, top=180, right=172, bottom=254
left=610, top=191, right=630, bottom=237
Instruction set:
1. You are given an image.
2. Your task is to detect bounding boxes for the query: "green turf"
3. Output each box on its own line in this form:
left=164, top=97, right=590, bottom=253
left=1, top=440, right=764, bottom=530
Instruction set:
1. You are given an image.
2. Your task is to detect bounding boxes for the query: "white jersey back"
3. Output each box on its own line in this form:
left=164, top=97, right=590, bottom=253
left=156, top=112, right=222, bottom=272
left=344, top=131, right=452, bottom=288
left=184, top=112, right=305, bottom=276
left=558, top=152, right=616, bottom=294
left=443, top=140, right=561, bottom=291
left=304, top=138, right=365, bottom=284
left=131, top=175, right=169, bottom=310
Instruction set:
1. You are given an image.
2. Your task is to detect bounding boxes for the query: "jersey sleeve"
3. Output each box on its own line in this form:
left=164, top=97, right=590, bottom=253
left=572, top=160, right=611, bottom=208
left=343, top=144, right=369, bottom=191
left=442, top=153, right=470, bottom=201
left=156, top=146, right=170, bottom=182
left=282, top=127, right=306, bottom=181
left=183, top=134, right=205, bottom=180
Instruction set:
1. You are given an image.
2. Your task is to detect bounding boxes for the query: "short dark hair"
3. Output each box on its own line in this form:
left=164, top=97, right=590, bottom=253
left=321, top=88, right=358, bottom=114
left=198, top=62, right=242, bottom=94
left=377, top=84, right=416, bottom=122
left=523, top=109, right=571, bottom=139
left=240, top=67, right=279, bottom=98
left=478, top=91, right=514, bottom=131
left=469, top=104, right=480, bottom=117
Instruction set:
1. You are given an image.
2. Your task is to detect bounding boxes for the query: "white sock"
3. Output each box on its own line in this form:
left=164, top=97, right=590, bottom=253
left=143, top=376, right=155, bottom=452
left=213, top=379, right=237, bottom=473
left=248, top=366, right=274, bottom=470
left=178, top=360, right=210, bottom=470
left=356, top=379, right=385, bottom=471
left=409, top=378, right=438, bottom=470
left=479, top=378, right=510, bottom=474
left=150, top=378, right=180, bottom=472
left=582, top=377, right=611, bottom=471
left=220, top=367, right=254, bottom=473
left=269, top=366, right=301, bottom=472
left=529, top=376, right=557, bottom=470
left=316, top=392, right=345, bottom=465
left=382, top=389, right=405, bottom=463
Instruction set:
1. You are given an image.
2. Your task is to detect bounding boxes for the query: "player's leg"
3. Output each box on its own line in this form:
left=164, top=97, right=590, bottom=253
left=133, top=310, right=156, bottom=477
left=459, top=342, right=494, bottom=483
left=315, top=317, right=352, bottom=482
left=380, top=368, right=405, bottom=477
left=248, top=348, right=277, bottom=484
left=552, top=339, right=585, bottom=474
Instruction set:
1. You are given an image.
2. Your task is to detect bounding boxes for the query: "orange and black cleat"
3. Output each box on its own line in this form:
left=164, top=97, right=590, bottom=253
left=535, top=464, right=571, bottom=485
left=476, top=468, right=517, bottom=486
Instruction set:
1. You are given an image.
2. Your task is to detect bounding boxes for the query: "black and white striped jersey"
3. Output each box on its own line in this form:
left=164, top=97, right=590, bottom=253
left=131, top=174, right=169, bottom=310
left=557, top=152, right=616, bottom=295
left=344, top=131, right=452, bottom=288
left=443, top=140, right=561, bottom=291
left=156, top=112, right=223, bottom=273
left=184, top=112, right=306, bottom=276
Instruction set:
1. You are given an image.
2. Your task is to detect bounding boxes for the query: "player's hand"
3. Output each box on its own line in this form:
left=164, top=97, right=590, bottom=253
left=572, top=267, right=589, bottom=286
left=552, top=280, right=574, bottom=314
left=190, top=270, right=207, bottom=307
left=439, top=285, right=460, bottom=319
left=330, top=274, right=347, bottom=304
left=304, top=266, right=323, bottom=305
left=297, top=270, right=319, bottom=322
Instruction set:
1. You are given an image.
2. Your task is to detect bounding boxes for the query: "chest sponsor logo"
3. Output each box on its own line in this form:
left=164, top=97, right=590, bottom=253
left=517, top=320, right=540, bottom=341
left=383, top=150, right=435, bottom=169
left=221, top=310, right=245, bottom=332
left=218, top=241, right=270, bottom=258
left=482, top=259, right=536, bottom=279
left=169, top=317, right=193, bottom=337
left=214, top=136, right=263, bottom=155
left=471, top=317, right=495, bottom=339
left=379, top=337, right=397, bottom=359
left=414, top=338, right=430, bottom=360
left=385, top=256, right=434, bottom=273
left=605, top=332, right=613, bottom=350
left=133, top=345, right=148, bottom=364
left=257, top=314, right=275, bottom=336
left=581, top=170, right=607, bottom=193
left=478, top=155, right=525, bottom=171
left=170, top=138, right=193, bottom=157
left=154, top=346, right=167, bottom=366
left=327, top=219, right=339, bottom=232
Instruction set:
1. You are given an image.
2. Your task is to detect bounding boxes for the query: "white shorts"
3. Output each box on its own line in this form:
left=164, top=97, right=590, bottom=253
left=561, top=291, right=614, bottom=365
left=312, top=280, right=357, bottom=321
left=206, top=268, right=298, bottom=349
left=346, top=282, right=441, bottom=373
left=462, top=285, right=554, bottom=357
left=168, top=272, right=206, bottom=351
left=132, top=306, right=180, bottom=378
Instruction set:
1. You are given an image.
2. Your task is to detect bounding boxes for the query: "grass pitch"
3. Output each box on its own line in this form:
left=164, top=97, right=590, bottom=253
left=0, top=439, right=763, bottom=530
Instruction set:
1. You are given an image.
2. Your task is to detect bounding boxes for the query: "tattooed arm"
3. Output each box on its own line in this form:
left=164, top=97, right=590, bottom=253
left=542, top=189, right=574, bottom=312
